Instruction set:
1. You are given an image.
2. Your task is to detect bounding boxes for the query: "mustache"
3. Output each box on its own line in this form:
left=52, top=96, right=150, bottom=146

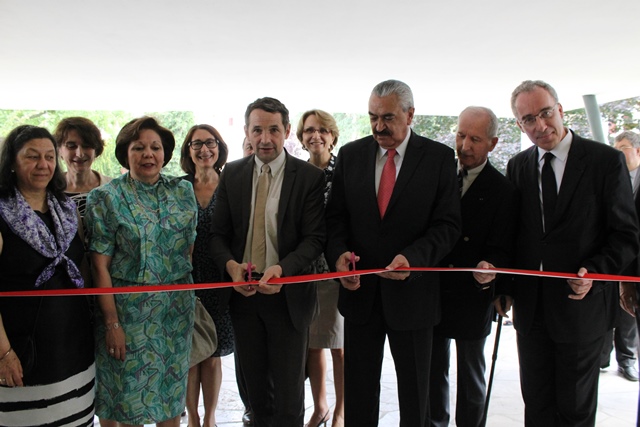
left=374, top=129, right=391, bottom=137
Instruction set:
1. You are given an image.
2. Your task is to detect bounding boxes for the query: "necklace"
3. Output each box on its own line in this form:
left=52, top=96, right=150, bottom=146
left=129, top=175, right=160, bottom=222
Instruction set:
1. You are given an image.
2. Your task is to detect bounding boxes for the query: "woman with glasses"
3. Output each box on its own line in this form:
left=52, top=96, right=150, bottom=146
left=179, top=124, right=231, bottom=427
left=85, top=116, right=197, bottom=427
left=296, top=110, right=344, bottom=427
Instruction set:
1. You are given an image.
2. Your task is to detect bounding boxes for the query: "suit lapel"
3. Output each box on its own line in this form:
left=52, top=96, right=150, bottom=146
left=363, top=139, right=380, bottom=216
left=525, top=147, right=545, bottom=235
left=462, top=161, right=493, bottom=204
left=278, top=152, right=296, bottom=233
left=241, top=157, right=255, bottom=240
left=385, top=132, right=424, bottom=217
left=552, top=134, right=586, bottom=227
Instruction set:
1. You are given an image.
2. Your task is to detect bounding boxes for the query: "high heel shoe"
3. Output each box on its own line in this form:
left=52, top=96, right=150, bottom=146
left=305, top=409, right=330, bottom=427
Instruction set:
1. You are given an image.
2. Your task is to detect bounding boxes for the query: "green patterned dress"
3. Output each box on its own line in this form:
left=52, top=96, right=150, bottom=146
left=85, top=173, right=197, bottom=424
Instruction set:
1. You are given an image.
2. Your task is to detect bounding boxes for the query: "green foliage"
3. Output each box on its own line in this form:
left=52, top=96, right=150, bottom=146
left=2, top=96, right=638, bottom=179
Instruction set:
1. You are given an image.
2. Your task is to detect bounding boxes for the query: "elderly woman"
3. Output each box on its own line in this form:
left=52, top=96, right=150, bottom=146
left=179, top=124, right=231, bottom=427
left=297, top=110, right=344, bottom=427
left=85, top=116, right=197, bottom=427
left=0, top=125, right=95, bottom=426
left=54, top=117, right=112, bottom=217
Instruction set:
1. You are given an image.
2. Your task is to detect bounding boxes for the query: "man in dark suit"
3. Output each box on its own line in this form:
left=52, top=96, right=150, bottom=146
left=495, top=80, right=639, bottom=426
left=601, top=131, right=640, bottom=382
left=211, top=97, right=325, bottom=426
left=429, top=106, right=516, bottom=427
left=325, top=79, right=461, bottom=426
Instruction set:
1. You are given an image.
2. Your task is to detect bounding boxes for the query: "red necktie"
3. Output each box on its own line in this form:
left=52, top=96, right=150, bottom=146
left=378, top=149, right=397, bottom=218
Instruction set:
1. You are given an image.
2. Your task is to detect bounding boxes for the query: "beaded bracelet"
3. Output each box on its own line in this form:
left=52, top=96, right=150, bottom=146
left=0, top=347, right=13, bottom=361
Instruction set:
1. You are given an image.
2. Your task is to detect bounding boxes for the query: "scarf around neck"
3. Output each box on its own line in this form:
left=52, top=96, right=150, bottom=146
left=0, top=190, right=84, bottom=288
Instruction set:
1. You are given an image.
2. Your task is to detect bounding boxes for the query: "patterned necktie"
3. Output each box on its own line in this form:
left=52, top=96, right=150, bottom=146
left=251, top=164, right=271, bottom=272
left=378, top=149, right=397, bottom=218
left=541, top=152, right=557, bottom=230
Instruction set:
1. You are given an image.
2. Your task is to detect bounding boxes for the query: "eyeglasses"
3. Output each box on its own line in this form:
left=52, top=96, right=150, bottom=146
left=519, top=104, right=559, bottom=128
left=189, top=139, right=219, bottom=150
left=303, top=127, right=331, bottom=136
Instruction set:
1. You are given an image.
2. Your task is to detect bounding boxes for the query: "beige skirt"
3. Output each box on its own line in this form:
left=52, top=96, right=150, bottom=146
left=309, top=279, right=344, bottom=349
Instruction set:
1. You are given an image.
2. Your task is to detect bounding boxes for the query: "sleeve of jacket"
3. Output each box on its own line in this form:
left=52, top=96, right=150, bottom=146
left=399, top=146, right=461, bottom=269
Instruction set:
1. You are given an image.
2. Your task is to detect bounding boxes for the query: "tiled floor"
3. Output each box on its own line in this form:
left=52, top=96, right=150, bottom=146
left=132, top=320, right=639, bottom=426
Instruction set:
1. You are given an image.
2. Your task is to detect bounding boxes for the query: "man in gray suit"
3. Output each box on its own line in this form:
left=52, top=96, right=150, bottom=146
left=211, top=97, right=325, bottom=426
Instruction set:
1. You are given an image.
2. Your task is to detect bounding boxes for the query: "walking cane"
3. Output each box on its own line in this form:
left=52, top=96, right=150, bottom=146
left=480, top=301, right=505, bottom=427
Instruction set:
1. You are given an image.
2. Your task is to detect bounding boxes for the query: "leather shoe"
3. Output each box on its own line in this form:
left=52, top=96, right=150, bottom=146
left=242, top=408, right=254, bottom=425
left=618, top=366, right=639, bottom=382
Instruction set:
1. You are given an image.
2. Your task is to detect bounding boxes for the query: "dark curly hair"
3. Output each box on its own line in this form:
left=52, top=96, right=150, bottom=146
left=0, top=125, right=67, bottom=200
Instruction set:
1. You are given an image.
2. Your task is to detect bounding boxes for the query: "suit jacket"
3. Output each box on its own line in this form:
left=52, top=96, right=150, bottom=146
left=325, top=131, right=461, bottom=331
left=210, top=151, right=326, bottom=330
left=437, top=161, right=517, bottom=340
left=502, top=132, right=639, bottom=343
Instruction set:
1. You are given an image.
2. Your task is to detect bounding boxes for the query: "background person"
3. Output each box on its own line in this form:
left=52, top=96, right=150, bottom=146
left=429, top=106, right=516, bottom=427
left=496, top=80, right=639, bottom=425
left=0, top=125, right=95, bottom=426
left=86, top=116, right=198, bottom=427
left=54, top=116, right=112, bottom=219
left=603, top=131, right=640, bottom=382
left=296, top=109, right=344, bottom=427
left=180, top=124, right=232, bottom=427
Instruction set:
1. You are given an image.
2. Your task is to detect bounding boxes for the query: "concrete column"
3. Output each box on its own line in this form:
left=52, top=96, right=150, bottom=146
left=582, top=94, right=607, bottom=144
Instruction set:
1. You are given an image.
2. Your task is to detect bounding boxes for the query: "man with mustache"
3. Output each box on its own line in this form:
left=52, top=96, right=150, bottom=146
left=430, top=106, right=516, bottom=427
left=326, top=79, right=461, bottom=426
left=495, top=80, right=639, bottom=425
left=211, top=97, right=325, bottom=426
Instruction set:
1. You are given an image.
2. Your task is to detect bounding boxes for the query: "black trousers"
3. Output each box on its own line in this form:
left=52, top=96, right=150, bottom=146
left=230, top=292, right=308, bottom=427
left=429, top=335, right=487, bottom=427
left=343, top=291, right=433, bottom=427
left=517, top=316, right=604, bottom=427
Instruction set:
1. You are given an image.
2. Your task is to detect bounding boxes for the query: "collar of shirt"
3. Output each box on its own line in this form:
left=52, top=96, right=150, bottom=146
left=377, top=126, right=411, bottom=161
left=537, top=127, right=572, bottom=166
left=458, top=159, right=487, bottom=197
left=254, top=148, right=286, bottom=177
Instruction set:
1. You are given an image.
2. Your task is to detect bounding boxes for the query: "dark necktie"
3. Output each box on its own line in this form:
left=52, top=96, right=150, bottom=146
left=541, top=152, right=557, bottom=230
left=378, top=149, right=397, bottom=218
left=251, top=164, right=271, bottom=272
left=458, top=168, right=467, bottom=196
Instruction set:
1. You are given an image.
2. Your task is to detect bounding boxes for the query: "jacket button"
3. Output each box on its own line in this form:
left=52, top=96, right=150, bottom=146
left=463, top=236, right=470, bottom=242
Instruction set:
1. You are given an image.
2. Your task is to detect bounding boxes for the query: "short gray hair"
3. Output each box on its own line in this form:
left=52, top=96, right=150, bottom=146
left=371, top=79, right=414, bottom=112
left=459, top=106, right=499, bottom=139
left=615, top=131, right=640, bottom=148
left=510, top=80, right=559, bottom=118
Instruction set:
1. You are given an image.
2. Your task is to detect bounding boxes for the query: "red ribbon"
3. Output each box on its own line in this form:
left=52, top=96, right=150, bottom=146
left=0, top=267, right=638, bottom=297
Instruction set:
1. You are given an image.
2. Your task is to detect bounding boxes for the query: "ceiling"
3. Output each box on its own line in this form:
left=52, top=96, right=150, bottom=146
left=1, top=0, right=639, bottom=120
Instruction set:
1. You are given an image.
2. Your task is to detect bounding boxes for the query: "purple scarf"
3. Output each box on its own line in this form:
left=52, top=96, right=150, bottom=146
left=0, top=191, right=84, bottom=288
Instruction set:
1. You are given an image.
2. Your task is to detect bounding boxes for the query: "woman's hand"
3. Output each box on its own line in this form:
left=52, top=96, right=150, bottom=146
left=0, top=348, right=24, bottom=387
left=105, top=323, right=126, bottom=361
